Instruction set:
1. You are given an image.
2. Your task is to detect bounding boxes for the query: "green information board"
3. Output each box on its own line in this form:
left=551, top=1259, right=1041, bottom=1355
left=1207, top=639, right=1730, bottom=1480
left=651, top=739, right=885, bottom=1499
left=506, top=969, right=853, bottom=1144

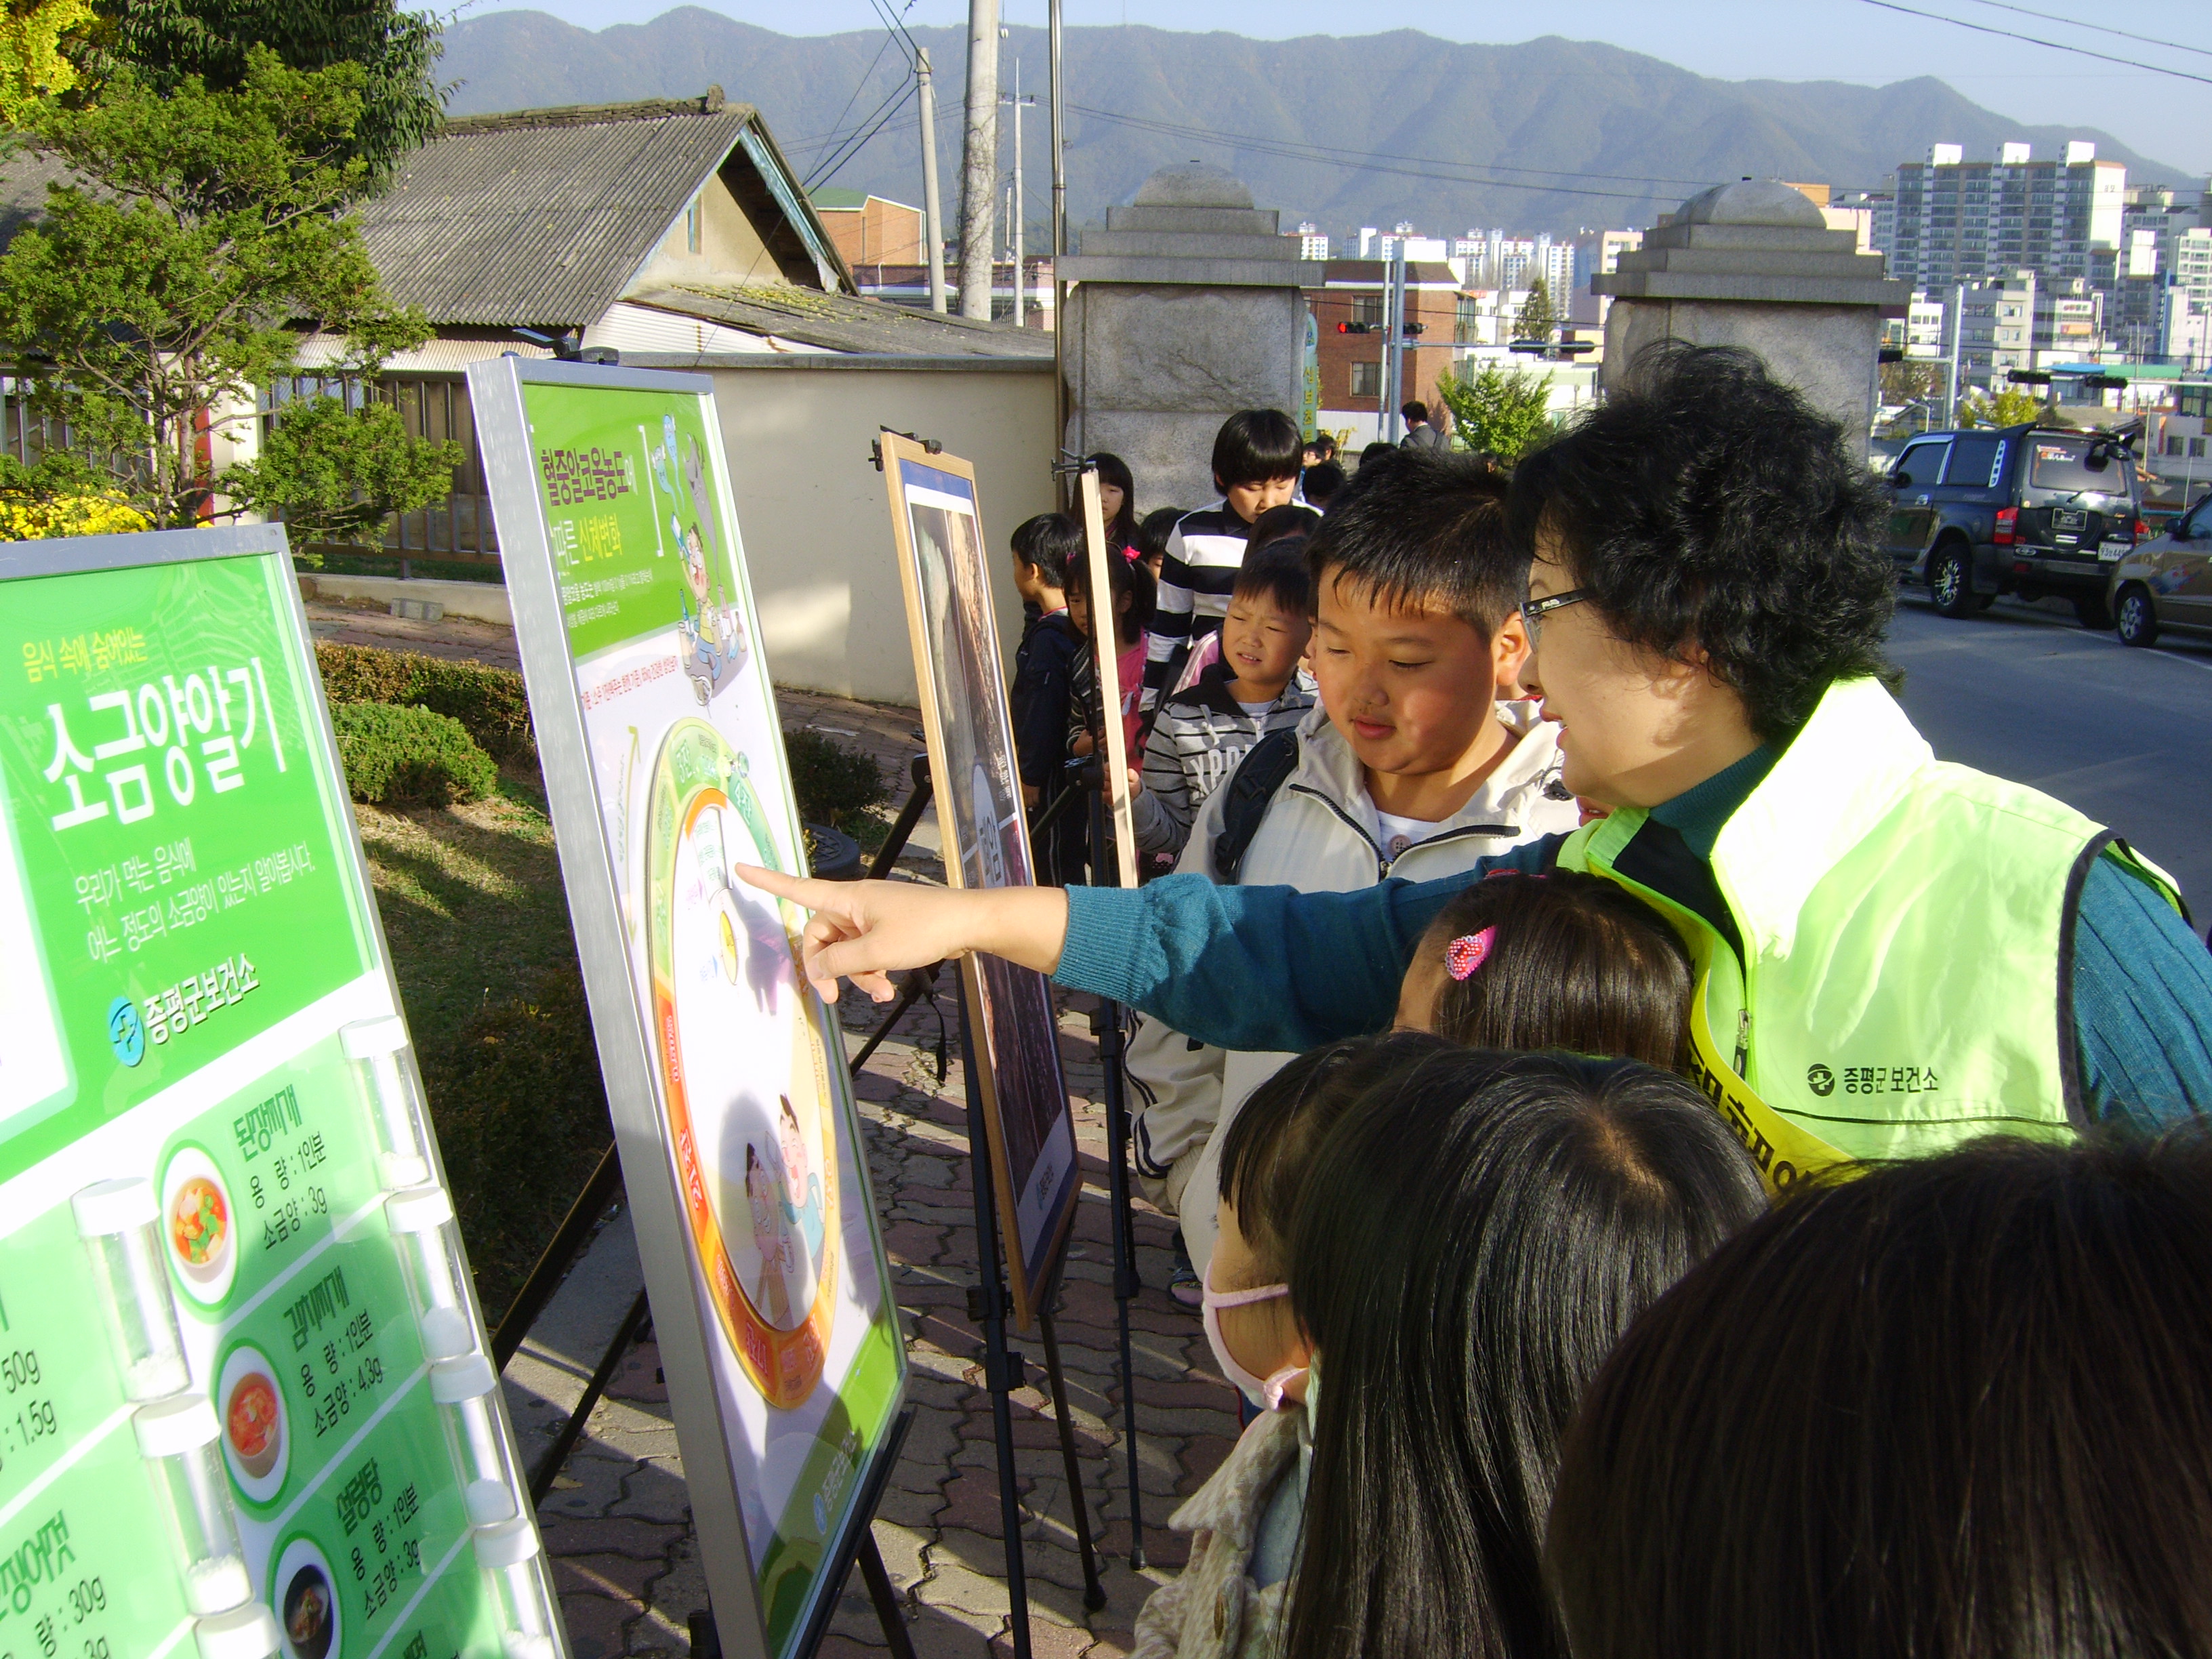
left=0, top=527, right=561, bottom=1659
left=466, top=359, right=906, bottom=1659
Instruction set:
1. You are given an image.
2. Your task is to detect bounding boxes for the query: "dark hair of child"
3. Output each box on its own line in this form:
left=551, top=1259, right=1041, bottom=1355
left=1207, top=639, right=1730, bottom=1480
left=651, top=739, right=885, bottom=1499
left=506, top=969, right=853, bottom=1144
left=1306, top=447, right=1518, bottom=634
left=1305, top=433, right=1338, bottom=462
left=1548, top=1129, right=2212, bottom=1659
left=1215, top=1033, right=1450, bottom=1269
left=1410, top=871, right=1693, bottom=1069
left=1231, top=539, right=1315, bottom=620
left=1086, top=451, right=1140, bottom=550
left=1301, top=459, right=1346, bottom=508
left=1282, top=1044, right=1766, bottom=1659
left=1506, top=340, right=1896, bottom=743
left=1010, top=512, right=1084, bottom=592
left=1212, top=409, right=1306, bottom=489
left=1246, top=503, right=1322, bottom=555
left=1357, top=441, right=1399, bottom=471
left=1134, top=506, right=1184, bottom=562
left=1065, top=537, right=1155, bottom=646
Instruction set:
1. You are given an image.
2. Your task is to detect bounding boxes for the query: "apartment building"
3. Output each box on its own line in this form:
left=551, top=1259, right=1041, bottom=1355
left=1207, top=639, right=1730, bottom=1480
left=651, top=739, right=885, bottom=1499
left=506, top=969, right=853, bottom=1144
left=1890, top=142, right=2126, bottom=293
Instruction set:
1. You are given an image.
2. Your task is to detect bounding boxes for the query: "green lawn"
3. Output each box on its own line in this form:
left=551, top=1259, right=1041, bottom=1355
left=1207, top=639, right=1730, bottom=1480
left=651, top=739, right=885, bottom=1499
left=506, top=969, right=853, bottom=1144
left=354, top=767, right=611, bottom=1319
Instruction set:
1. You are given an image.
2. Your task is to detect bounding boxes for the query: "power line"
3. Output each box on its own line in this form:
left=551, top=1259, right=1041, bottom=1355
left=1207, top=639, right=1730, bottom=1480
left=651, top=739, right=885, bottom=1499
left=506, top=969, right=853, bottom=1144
left=1857, top=0, right=2212, bottom=86
left=805, top=79, right=920, bottom=189
left=1956, top=0, right=2212, bottom=63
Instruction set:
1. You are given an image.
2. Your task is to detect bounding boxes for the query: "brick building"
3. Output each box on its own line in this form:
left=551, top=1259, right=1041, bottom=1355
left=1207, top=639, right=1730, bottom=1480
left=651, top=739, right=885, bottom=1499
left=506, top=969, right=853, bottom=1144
left=1307, top=259, right=1465, bottom=445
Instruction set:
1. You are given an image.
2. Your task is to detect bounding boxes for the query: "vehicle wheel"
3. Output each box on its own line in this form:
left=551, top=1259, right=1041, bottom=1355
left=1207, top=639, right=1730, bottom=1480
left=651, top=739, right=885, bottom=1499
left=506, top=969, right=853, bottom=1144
left=2114, top=584, right=2160, bottom=648
left=2073, top=592, right=2113, bottom=631
left=1928, top=541, right=1976, bottom=618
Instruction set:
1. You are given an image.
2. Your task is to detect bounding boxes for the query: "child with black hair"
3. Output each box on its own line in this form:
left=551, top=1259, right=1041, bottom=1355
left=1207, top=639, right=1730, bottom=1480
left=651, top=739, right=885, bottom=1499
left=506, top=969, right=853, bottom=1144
left=1133, top=542, right=1315, bottom=859
left=1300, top=460, right=1345, bottom=509
left=1134, top=506, right=1183, bottom=583
left=1166, top=504, right=1321, bottom=700
left=1128, top=449, right=1576, bottom=1273
left=1086, top=451, right=1140, bottom=556
left=1132, top=1035, right=1444, bottom=1659
left=1065, top=541, right=1154, bottom=775
left=1141, top=409, right=1305, bottom=712
left=1395, top=869, right=1693, bottom=1070
left=1275, top=1046, right=1764, bottom=1659
left=1008, top=512, right=1088, bottom=884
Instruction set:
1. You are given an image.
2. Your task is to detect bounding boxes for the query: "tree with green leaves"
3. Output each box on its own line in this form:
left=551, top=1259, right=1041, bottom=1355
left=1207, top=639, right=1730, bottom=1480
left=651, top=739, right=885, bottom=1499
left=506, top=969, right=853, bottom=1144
left=0, top=0, right=92, bottom=124
left=0, top=49, right=459, bottom=533
left=1434, top=360, right=1556, bottom=463
left=1514, top=276, right=1555, bottom=342
left=1957, top=385, right=2051, bottom=429
left=79, top=0, right=443, bottom=180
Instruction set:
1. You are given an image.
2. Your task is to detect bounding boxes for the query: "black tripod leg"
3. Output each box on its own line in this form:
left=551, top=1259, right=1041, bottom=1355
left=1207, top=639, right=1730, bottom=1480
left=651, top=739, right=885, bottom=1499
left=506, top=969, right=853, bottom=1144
left=1086, top=783, right=1148, bottom=1570
left=956, top=979, right=1033, bottom=1659
left=857, top=1530, right=920, bottom=1659
left=848, top=963, right=939, bottom=1075
left=1100, top=991, right=1147, bottom=1570
left=1038, top=1309, right=1107, bottom=1610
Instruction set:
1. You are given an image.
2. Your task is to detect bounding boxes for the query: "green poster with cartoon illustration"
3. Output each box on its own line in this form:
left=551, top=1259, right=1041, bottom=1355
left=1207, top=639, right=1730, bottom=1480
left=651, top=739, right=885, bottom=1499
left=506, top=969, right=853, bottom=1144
left=0, top=528, right=560, bottom=1659
left=468, top=363, right=906, bottom=1659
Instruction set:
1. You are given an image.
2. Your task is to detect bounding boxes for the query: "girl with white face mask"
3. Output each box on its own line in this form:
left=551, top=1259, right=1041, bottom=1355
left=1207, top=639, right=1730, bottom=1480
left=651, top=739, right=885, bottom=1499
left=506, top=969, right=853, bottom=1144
left=1131, top=1038, right=1433, bottom=1659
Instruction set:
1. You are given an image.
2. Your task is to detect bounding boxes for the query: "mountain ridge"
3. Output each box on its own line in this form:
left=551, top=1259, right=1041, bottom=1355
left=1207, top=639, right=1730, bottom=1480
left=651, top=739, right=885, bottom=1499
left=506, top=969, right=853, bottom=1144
left=438, top=10, right=2194, bottom=238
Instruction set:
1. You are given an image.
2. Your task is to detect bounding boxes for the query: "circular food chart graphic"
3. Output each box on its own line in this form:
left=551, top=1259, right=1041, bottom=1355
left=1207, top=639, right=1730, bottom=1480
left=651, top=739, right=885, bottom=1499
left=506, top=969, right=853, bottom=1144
left=270, top=1538, right=340, bottom=1659
left=160, top=1145, right=237, bottom=1306
left=644, top=718, right=840, bottom=1409
left=218, top=1343, right=288, bottom=1504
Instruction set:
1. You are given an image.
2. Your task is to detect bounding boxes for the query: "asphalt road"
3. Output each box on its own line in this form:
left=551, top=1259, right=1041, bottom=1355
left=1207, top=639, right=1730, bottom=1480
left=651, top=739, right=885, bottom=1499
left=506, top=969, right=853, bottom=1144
left=1887, top=591, right=2212, bottom=905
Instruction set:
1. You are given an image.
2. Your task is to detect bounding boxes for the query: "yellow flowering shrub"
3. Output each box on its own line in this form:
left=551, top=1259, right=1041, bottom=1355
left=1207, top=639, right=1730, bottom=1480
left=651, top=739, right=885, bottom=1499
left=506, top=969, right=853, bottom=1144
left=0, top=0, right=89, bottom=126
left=0, top=495, right=151, bottom=540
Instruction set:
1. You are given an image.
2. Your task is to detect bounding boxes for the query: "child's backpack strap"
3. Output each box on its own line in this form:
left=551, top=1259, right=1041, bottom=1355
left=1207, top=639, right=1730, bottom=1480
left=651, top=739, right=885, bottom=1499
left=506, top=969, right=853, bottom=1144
left=1212, top=730, right=1301, bottom=884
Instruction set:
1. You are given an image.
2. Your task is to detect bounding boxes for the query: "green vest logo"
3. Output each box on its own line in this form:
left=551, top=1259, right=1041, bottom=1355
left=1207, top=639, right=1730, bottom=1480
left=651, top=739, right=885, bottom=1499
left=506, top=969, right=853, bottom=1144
left=1806, top=1064, right=1835, bottom=1097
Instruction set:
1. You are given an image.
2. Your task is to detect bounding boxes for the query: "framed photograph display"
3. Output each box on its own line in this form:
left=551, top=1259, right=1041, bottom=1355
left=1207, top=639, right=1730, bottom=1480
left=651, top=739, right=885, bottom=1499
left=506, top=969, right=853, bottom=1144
left=468, top=359, right=905, bottom=1659
left=0, top=525, right=557, bottom=1659
left=876, top=432, right=1081, bottom=1330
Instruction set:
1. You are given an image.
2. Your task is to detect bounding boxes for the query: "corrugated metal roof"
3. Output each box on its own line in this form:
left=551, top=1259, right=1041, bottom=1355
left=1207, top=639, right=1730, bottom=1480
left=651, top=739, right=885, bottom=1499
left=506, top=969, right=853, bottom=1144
left=356, top=91, right=764, bottom=330
left=632, top=285, right=1057, bottom=359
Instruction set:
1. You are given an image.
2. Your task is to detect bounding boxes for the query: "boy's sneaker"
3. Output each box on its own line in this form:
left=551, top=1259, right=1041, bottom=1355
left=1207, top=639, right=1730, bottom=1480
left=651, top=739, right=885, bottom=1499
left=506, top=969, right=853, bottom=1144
left=1168, top=1232, right=1203, bottom=1308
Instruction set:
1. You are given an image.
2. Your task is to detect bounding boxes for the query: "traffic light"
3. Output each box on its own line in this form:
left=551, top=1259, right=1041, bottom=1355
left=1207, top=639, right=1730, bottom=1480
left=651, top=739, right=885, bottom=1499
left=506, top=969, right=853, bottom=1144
left=1336, top=321, right=1374, bottom=335
left=1401, top=323, right=1425, bottom=337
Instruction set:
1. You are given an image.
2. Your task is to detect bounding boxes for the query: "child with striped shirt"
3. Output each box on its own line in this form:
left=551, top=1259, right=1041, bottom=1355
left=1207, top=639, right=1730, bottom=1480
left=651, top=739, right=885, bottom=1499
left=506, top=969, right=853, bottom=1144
left=1141, top=409, right=1304, bottom=712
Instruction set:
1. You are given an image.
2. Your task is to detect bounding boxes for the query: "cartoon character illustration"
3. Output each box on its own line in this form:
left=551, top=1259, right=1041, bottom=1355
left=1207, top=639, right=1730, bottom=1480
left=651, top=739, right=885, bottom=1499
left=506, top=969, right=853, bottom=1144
left=677, top=524, right=750, bottom=702
left=745, top=1142, right=796, bottom=1328
left=683, top=435, right=718, bottom=561
left=777, top=1094, right=826, bottom=1269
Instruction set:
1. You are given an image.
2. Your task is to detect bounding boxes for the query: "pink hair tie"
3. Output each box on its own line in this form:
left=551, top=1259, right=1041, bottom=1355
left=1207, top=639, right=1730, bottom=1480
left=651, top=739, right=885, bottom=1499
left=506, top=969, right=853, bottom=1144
left=1446, top=927, right=1496, bottom=981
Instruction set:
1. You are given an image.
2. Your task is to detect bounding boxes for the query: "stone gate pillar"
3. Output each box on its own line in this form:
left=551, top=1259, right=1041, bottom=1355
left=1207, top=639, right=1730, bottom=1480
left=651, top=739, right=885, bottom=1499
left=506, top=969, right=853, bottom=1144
left=1593, top=180, right=1908, bottom=459
left=1059, top=164, right=1324, bottom=508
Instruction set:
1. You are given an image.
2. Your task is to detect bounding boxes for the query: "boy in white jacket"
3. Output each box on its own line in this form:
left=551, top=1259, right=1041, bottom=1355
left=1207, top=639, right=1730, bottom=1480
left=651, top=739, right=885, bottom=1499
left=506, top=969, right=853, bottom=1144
left=1130, top=451, right=1580, bottom=1273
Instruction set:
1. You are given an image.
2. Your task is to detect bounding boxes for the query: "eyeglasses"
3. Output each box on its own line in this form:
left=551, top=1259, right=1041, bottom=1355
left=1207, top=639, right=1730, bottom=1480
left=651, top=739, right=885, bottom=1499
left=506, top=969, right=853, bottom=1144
left=1518, top=588, right=1589, bottom=640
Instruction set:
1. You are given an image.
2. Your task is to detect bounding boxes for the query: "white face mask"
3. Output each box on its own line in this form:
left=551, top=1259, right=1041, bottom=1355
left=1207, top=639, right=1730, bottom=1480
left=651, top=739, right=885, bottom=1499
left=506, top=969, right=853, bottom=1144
left=1200, top=1267, right=1308, bottom=1411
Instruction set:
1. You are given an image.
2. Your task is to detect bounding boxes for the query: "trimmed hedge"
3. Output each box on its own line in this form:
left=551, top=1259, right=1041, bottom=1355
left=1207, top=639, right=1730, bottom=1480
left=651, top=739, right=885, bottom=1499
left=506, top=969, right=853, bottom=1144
left=331, top=702, right=499, bottom=806
left=316, top=642, right=536, bottom=763
left=784, top=727, right=888, bottom=830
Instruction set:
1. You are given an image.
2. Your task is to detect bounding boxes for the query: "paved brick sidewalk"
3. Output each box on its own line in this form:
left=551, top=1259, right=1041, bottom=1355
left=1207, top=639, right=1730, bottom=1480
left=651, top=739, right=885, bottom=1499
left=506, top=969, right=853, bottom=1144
left=533, top=975, right=1237, bottom=1658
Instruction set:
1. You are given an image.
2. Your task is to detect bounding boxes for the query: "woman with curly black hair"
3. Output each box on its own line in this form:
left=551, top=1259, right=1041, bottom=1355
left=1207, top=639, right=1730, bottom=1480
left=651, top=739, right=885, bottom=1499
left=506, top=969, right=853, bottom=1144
left=747, top=344, right=2212, bottom=1173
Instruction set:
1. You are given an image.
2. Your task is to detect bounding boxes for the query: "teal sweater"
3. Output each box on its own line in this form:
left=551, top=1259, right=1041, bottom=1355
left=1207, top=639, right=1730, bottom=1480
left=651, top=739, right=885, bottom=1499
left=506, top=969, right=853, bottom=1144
left=1057, top=749, right=2212, bottom=1129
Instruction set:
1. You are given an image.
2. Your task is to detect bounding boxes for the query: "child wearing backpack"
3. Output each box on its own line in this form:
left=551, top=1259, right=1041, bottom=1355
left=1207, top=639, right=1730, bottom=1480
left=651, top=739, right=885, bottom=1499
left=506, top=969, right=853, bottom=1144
left=1129, top=451, right=1579, bottom=1279
left=1132, top=541, right=1316, bottom=861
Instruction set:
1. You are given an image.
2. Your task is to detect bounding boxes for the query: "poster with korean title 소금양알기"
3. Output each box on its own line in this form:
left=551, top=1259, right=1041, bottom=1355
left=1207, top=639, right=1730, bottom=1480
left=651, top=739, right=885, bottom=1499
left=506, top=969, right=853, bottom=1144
left=0, top=524, right=563, bottom=1659
left=876, top=432, right=1082, bottom=1332
left=465, top=358, right=906, bottom=1659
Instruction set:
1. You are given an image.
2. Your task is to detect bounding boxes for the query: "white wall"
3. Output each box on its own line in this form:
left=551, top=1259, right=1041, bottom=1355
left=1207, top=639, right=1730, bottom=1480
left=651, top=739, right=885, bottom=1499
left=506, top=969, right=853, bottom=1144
left=678, top=359, right=1059, bottom=704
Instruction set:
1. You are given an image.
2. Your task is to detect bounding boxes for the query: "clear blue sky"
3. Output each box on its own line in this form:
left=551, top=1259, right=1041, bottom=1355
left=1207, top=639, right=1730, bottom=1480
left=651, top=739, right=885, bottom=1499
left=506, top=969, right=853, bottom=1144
left=449, top=0, right=2212, bottom=175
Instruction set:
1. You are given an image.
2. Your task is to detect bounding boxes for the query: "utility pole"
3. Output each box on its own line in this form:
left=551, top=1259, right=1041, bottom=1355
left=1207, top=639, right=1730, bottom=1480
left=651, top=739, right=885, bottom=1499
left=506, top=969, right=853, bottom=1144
left=1945, top=280, right=1965, bottom=427
left=917, top=47, right=947, bottom=314
left=958, top=0, right=1000, bottom=321
left=1385, top=241, right=1408, bottom=443
left=1001, top=61, right=1034, bottom=327
left=1049, top=0, right=1067, bottom=456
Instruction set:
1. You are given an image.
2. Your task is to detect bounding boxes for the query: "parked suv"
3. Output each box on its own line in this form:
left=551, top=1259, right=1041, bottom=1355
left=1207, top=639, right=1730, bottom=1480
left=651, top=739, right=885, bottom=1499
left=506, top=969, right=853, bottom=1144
left=2106, top=490, right=2212, bottom=648
left=1883, top=424, right=2145, bottom=627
